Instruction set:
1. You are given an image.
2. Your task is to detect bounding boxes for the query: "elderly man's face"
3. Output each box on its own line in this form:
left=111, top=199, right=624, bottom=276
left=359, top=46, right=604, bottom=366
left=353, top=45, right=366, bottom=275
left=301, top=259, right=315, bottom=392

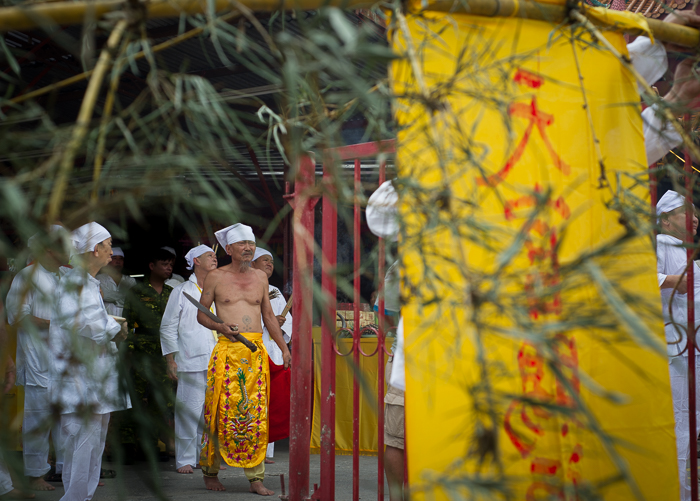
left=252, top=255, right=274, bottom=279
left=109, top=255, right=124, bottom=272
left=96, top=238, right=113, bottom=269
left=227, top=240, right=256, bottom=263
left=194, top=251, right=218, bottom=272
left=663, top=208, right=698, bottom=239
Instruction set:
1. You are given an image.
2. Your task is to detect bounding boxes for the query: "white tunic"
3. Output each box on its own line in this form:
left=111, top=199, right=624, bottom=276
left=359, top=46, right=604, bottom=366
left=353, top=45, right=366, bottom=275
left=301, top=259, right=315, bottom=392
left=49, top=267, right=131, bottom=415
left=656, top=234, right=700, bottom=357
left=6, top=263, right=59, bottom=388
left=159, top=274, right=218, bottom=372
left=262, top=285, right=292, bottom=366
left=96, top=273, right=136, bottom=317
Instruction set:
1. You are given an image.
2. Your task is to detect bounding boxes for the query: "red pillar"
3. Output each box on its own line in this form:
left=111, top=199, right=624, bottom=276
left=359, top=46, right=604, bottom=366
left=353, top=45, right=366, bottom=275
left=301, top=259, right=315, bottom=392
left=288, top=154, right=318, bottom=501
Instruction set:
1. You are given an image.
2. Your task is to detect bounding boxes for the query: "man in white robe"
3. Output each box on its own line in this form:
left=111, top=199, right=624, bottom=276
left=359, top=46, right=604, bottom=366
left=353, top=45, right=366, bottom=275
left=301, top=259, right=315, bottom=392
left=160, top=245, right=219, bottom=474
left=656, top=190, right=700, bottom=501
left=97, top=247, right=136, bottom=317
left=6, top=225, right=68, bottom=491
left=251, top=247, right=292, bottom=462
left=49, top=222, right=130, bottom=501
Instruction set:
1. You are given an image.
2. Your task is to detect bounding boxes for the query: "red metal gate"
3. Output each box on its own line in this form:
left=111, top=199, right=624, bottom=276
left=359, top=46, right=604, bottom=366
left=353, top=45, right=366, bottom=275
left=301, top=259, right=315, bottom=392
left=286, top=140, right=395, bottom=501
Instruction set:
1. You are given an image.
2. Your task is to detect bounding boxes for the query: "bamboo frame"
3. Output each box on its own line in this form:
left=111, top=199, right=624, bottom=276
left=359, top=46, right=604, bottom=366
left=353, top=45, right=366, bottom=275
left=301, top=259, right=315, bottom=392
left=0, top=0, right=698, bottom=47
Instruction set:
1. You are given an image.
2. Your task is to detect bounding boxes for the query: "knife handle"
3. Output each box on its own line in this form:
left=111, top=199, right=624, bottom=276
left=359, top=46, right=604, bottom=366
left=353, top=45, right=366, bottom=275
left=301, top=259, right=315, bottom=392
left=233, top=333, right=258, bottom=352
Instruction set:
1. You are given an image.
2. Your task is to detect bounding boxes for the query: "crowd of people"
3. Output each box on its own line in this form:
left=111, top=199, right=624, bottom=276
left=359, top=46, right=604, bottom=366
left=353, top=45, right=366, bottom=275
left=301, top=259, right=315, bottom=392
left=1, top=222, right=293, bottom=499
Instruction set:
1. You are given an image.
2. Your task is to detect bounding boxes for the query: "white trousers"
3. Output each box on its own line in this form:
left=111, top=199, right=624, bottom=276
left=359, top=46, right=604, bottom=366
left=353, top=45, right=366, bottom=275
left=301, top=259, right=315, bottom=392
left=60, top=412, right=109, bottom=501
left=23, top=385, right=64, bottom=476
left=670, top=356, right=700, bottom=501
left=267, top=442, right=274, bottom=458
left=174, top=370, right=207, bottom=469
left=0, top=461, right=12, bottom=496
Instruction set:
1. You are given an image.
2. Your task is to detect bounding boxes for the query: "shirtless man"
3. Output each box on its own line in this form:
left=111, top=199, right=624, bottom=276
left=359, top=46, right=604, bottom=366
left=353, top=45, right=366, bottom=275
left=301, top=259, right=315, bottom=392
left=196, top=223, right=291, bottom=496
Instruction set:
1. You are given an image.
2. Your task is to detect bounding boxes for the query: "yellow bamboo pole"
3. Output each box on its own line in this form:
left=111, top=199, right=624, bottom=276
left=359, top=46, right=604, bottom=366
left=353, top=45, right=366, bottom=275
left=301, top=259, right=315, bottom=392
left=2, top=0, right=698, bottom=47
left=46, top=18, right=127, bottom=222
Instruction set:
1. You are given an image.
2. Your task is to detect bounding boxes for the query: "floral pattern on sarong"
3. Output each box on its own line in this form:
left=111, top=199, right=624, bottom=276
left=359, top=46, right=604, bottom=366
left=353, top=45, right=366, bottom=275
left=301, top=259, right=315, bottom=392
left=200, top=334, right=269, bottom=468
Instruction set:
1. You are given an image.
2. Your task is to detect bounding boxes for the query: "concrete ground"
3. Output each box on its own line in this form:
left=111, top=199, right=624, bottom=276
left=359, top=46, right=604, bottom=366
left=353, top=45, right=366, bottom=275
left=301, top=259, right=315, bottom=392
left=10, top=440, right=389, bottom=500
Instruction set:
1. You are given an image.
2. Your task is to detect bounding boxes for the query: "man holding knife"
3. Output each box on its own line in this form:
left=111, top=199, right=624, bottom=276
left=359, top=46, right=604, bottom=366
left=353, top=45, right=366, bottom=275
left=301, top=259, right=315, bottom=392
left=195, top=223, right=291, bottom=496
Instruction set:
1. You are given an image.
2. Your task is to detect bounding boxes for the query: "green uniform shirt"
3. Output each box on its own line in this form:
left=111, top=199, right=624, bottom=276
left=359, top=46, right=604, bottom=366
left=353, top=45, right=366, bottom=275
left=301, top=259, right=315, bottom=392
left=124, top=277, right=173, bottom=344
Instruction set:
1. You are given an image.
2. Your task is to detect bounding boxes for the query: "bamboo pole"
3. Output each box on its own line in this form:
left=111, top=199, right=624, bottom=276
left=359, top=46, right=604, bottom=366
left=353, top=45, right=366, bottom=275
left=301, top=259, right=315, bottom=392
left=46, top=18, right=127, bottom=222
left=0, top=0, right=698, bottom=48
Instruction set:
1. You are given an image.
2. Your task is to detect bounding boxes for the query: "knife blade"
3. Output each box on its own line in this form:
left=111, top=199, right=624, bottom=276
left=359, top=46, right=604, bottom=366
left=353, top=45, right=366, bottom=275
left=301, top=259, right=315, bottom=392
left=183, top=291, right=258, bottom=352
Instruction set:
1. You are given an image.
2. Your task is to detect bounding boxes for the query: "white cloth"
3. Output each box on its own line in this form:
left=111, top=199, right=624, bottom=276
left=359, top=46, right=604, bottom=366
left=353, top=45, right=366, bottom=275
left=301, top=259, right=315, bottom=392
left=23, top=385, right=64, bottom=477
left=185, top=245, right=214, bottom=270
left=669, top=356, right=700, bottom=501
left=27, top=225, right=66, bottom=251
left=374, top=261, right=400, bottom=314
left=657, top=234, right=700, bottom=357
left=111, top=247, right=124, bottom=257
left=49, top=267, right=131, bottom=415
left=262, top=285, right=292, bottom=366
left=96, top=273, right=136, bottom=317
left=367, top=180, right=399, bottom=242
left=0, top=461, right=12, bottom=496
left=215, top=223, right=255, bottom=248
left=160, top=274, right=218, bottom=372
left=6, top=263, right=59, bottom=388
left=659, top=273, right=668, bottom=287
left=389, top=318, right=405, bottom=391
left=253, top=248, right=272, bottom=261
left=165, top=273, right=185, bottom=289
left=627, top=36, right=683, bottom=165
left=161, top=246, right=176, bottom=256
left=266, top=442, right=274, bottom=458
left=60, top=412, right=109, bottom=501
left=71, top=223, right=110, bottom=255
left=174, top=370, right=207, bottom=469
left=657, top=190, right=686, bottom=217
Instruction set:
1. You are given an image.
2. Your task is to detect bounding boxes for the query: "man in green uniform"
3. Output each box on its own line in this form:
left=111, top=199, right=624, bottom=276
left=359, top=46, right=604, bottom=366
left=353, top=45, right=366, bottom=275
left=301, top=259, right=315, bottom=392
left=122, top=248, right=175, bottom=459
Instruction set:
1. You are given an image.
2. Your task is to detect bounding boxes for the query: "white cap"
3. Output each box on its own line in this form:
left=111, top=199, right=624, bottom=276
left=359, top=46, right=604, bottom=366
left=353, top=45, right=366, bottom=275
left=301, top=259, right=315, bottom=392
left=657, top=190, right=686, bottom=216
left=112, top=247, right=124, bottom=257
left=27, top=224, right=66, bottom=250
left=253, top=247, right=273, bottom=261
left=367, top=180, right=399, bottom=241
left=215, top=224, right=255, bottom=249
left=161, top=246, right=176, bottom=256
left=72, top=222, right=111, bottom=254
left=185, top=245, right=215, bottom=270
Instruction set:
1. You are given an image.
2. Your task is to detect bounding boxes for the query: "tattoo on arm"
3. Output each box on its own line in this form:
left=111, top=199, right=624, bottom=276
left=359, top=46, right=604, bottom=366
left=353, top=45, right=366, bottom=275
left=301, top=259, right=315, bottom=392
left=242, top=315, right=252, bottom=331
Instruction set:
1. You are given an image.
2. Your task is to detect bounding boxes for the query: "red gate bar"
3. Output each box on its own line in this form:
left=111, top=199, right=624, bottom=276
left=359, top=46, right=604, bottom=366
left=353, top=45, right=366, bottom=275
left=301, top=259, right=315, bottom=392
left=288, top=154, right=318, bottom=501
left=376, top=159, right=386, bottom=501
left=320, top=157, right=338, bottom=501
left=685, top=142, right=698, bottom=501
left=352, top=157, right=361, bottom=501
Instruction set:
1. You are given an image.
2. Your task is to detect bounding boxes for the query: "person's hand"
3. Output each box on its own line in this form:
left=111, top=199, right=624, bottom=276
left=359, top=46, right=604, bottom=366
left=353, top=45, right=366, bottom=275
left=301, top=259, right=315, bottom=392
left=166, top=359, right=178, bottom=381
left=276, top=315, right=286, bottom=327
left=3, top=362, right=15, bottom=394
left=663, top=274, right=689, bottom=294
left=217, top=324, right=239, bottom=341
left=663, top=11, right=700, bottom=52
left=282, top=350, right=292, bottom=370
left=114, top=321, right=128, bottom=344
left=665, top=56, right=700, bottom=107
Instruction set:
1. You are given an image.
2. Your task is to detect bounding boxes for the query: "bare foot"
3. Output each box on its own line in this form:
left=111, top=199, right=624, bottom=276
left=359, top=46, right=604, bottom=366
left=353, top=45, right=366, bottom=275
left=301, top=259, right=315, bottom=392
left=264, top=459, right=275, bottom=464
left=28, top=478, right=54, bottom=491
left=203, top=476, right=226, bottom=491
left=1, top=488, right=35, bottom=499
left=249, top=481, right=274, bottom=496
left=219, top=465, right=227, bottom=470
left=98, top=482, right=105, bottom=487
left=177, top=465, right=194, bottom=474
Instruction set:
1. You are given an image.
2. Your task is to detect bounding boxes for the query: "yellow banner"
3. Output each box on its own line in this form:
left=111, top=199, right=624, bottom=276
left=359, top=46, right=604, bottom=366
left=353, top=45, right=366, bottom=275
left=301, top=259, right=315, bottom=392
left=393, top=10, right=678, bottom=500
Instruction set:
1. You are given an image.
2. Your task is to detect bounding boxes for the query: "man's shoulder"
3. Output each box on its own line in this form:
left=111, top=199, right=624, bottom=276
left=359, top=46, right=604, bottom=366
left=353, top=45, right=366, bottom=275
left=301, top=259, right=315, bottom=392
left=252, top=268, right=268, bottom=282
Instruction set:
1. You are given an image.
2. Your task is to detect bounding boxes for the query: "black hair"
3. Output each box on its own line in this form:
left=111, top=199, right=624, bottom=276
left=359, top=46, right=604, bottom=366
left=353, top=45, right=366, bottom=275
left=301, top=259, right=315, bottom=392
left=149, top=248, right=176, bottom=265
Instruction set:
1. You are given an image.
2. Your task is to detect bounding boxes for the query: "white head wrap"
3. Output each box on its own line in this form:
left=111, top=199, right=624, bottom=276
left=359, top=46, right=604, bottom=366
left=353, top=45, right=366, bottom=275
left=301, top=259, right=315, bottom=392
left=161, top=246, right=176, bottom=256
left=71, top=222, right=111, bottom=254
left=253, top=248, right=273, bottom=261
left=27, top=224, right=66, bottom=251
left=112, top=247, right=124, bottom=258
left=367, top=180, right=399, bottom=242
left=657, top=190, right=689, bottom=223
left=185, top=245, right=215, bottom=270
left=215, top=224, right=256, bottom=248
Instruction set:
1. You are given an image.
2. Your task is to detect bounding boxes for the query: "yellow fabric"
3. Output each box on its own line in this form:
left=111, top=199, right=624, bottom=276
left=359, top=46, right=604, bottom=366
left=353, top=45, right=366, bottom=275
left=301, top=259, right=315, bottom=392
left=585, top=6, right=654, bottom=43
left=201, top=453, right=265, bottom=482
left=310, top=337, right=383, bottom=456
left=393, top=11, right=678, bottom=501
left=200, top=334, right=270, bottom=469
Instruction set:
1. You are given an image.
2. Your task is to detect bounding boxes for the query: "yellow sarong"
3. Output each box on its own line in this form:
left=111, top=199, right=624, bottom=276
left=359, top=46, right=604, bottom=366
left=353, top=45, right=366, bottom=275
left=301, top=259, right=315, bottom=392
left=200, top=333, right=270, bottom=469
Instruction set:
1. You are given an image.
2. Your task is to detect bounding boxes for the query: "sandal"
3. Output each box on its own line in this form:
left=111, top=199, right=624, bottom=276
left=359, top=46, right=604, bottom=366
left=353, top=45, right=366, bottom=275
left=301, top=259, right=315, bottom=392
left=100, top=469, right=116, bottom=479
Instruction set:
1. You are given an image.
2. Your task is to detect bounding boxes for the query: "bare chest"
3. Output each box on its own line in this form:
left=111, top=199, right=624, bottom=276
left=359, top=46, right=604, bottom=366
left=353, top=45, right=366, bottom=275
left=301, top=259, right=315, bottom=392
left=215, top=273, right=262, bottom=307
